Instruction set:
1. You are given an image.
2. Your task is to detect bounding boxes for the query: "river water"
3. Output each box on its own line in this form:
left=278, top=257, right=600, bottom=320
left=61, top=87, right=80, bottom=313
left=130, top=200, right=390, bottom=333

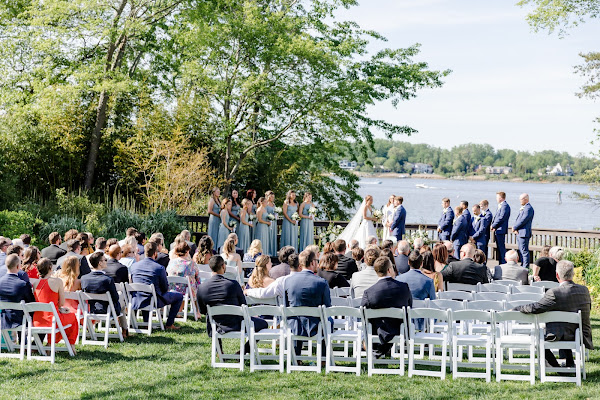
left=354, top=177, right=598, bottom=231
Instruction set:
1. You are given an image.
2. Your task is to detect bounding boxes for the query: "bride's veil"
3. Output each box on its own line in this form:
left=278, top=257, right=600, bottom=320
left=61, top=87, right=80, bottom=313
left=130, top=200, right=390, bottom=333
left=337, top=198, right=366, bottom=244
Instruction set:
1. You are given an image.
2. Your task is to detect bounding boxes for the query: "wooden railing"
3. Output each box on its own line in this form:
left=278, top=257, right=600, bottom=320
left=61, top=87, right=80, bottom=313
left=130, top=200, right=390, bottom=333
left=182, top=215, right=600, bottom=262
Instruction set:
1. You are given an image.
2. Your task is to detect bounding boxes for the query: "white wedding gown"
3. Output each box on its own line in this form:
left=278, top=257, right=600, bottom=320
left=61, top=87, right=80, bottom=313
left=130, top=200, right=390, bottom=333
left=337, top=200, right=377, bottom=249
left=381, top=204, right=394, bottom=241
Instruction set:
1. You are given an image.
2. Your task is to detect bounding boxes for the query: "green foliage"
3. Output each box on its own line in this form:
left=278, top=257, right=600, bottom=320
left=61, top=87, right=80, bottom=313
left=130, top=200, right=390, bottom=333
left=38, top=216, right=86, bottom=245
left=96, top=209, right=144, bottom=241
left=0, top=210, right=43, bottom=244
left=139, top=210, right=187, bottom=245
left=564, top=248, right=600, bottom=307
left=518, top=0, right=600, bottom=36
left=55, top=188, right=106, bottom=223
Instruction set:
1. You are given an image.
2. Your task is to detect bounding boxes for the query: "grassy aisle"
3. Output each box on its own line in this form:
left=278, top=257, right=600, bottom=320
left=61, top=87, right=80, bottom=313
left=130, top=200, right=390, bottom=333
left=1, top=315, right=599, bottom=400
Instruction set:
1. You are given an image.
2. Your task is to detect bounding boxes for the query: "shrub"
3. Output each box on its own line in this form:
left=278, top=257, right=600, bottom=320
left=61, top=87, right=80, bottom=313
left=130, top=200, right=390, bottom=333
left=140, top=210, right=187, bottom=245
left=564, top=248, right=600, bottom=308
left=0, top=210, right=43, bottom=244
left=97, top=208, right=144, bottom=240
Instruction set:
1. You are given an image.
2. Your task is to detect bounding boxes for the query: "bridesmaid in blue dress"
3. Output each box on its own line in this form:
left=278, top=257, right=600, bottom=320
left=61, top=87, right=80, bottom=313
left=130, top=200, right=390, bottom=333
left=298, top=192, right=315, bottom=252
left=206, top=187, right=221, bottom=247
left=253, top=197, right=271, bottom=256
left=265, top=190, right=278, bottom=257
left=245, top=189, right=257, bottom=240
left=280, top=190, right=299, bottom=250
left=237, top=199, right=253, bottom=253
left=216, top=198, right=234, bottom=251
left=229, top=189, right=241, bottom=233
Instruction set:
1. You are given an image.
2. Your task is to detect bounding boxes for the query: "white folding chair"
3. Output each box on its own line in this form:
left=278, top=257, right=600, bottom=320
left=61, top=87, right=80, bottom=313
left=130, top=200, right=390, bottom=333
left=80, top=292, right=124, bottom=348
left=451, top=310, right=494, bottom=382
left=363, top=307, right=407, bottom=376
left=531, top=280, right=559, bottom=290
left=23, top=302, right=76, bottom=363
left=241, top=262, right=255, bottom=284
left=508, top=293, right=544, bottom=303
left=0, top=300, right=27, bottom=359
left=63, top=291, right=85, bottom=345
left=511, top=285, right=544, bottom=295
left=322, top=306, right=362, bottom=375
left=538, top=311, right=586, bottom=386
left=167, top=276, right=199, bottom=322
left=446, top=283, right=478, bottom=292
left=506, top=300, right=536, bottom=309
left=198, top=271, right=212, bottom=282
left=197, top=264, right=212, bottom=273
left=436, top=291, right=474, bottom=301
left=412, top=299, right=429, bottom=308
left=225, top=265, right=243, bottom=286
left=479, top=283, right=511, bottom=294
left=493, top=279, right=521, bottom=286
left=408, top=307, right=451, bottom=379
left=348, top=298, right=362, bottom=308
left=474, top=292, right=508, bottom=302
left=466, top=300, right=506, bottom=312
left=334, top=287, right=352, bottom=298
left=207, top=304, right=247, bottom=370
left=330, top=297, right=348, bottom=307
left=245, top=305, right=285, bottom=372
left=245, top=296, right=279, bottom=306
left=282, top=306, right=325, bottom=373
left=125, top=283, right=164, bottom=335
left=494, top=311, right=537, bottom=384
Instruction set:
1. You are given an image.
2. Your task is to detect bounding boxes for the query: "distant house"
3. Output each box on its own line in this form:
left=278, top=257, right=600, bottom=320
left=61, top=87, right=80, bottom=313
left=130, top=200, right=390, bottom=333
left=413, top=163, right=433, bottom=174
left=565, top=165, right=574, bottom=176
left=476, top=165, right=491, bottom=173
left=339, top=160, right=357, bottom=170
left=546, top=163, right=574, bottom=176
left=486, top=166, right=512, bottom=175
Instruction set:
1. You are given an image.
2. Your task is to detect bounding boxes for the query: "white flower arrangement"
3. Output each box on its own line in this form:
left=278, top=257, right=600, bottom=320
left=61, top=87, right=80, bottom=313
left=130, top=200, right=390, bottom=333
left=248, top=214, right=257, bottom=221
left=291, top=212, right=300, bottom=221
left=372, top=209, right=383, bottom=220
left=228, top=220, right=238, bottom=228
left=308, top=206, right=317, bottom=215
left=318, top=224, right=345, bottom=248
left=406, top=226, right=431, bottom=247
left=274, top=206, right=283, bottom=214
left=267, top=214, right=276, bottom=221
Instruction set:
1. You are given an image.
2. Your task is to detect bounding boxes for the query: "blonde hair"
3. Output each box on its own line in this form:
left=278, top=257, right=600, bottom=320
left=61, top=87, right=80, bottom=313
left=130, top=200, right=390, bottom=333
left=303, top=192, right=311, bottom=202
left=221, top=198, right=231, bottom=209
left=248, top=240, right=262, bottom=256
left=250, top=255, right=271, bottom=288
left=305, top=244, right=319, bottom=255
left=56, top=256, right=80, bottom=291
left=223, top=238, right=236, bottom=256
left=241, top=198, right=249, bottom=207
left=365, top=195, right=373, bottom=203
left=285, top=190, right=295, bottom=205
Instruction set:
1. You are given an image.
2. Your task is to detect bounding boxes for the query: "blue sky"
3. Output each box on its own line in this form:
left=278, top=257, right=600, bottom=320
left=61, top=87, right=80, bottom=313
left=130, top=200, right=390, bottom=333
left=336, top=0, right=600, bottom=156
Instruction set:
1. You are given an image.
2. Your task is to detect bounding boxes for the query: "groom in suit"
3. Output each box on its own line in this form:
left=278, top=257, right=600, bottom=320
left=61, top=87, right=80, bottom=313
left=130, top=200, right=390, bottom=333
left=491, top=191, right=511, bottom=264
left=390, top=196, right=406, bottom=241
left=512, top=193, right=535, bottom=268
left=437, top=197, right=454, bottom=241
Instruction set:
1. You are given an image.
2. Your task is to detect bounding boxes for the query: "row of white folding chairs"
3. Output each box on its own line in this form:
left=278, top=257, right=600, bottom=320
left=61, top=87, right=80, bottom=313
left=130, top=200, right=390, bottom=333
left=436, top=290, right=544, bottom=303
left=197, top=263, right=246, bottom=286
left=447, top=280, right=559, bottom=294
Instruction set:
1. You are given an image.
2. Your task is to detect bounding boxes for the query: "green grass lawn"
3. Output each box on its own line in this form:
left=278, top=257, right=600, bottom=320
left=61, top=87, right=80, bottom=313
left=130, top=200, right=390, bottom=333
left=1, top=314, right=600, bottom=400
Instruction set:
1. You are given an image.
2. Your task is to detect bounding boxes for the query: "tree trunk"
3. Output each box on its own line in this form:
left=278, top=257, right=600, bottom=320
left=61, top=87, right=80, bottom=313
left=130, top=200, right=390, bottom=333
left=84, top=89, right=109, bottom=189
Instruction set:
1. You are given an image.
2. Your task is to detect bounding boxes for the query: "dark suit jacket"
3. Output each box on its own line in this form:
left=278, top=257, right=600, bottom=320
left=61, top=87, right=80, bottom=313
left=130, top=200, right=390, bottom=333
left=491, top=202, right=511, bottom=234
left=516, top=281, right=593, bottom=350
left=81, top=270, right=122, bottom=315
left=56, top=252, right=91, bottom=277
left=0, top=268, right=30, bottom=283
left=317, top=269, right=350, bottom=289
left=390, top=205, right=406, bottom=238
left=284, top=270, right=331, bottom=337
left=104, top=258, right=129, bottom=284
left=395, top=253, right=410, bottom=274
left=196, top=274, right=246, bottom=335
left=441, top=258, right=489, bottom=285
left=438, top=208, right=454, bottom=237
left=41, top=244, right=67, bottom=266
left=336, top=254, right=358, bottom=280
left=129, top=258, right=170, bottom=309
left=156, top=252, right=170, bottom=269
left=451, top=214, right=469, bottom=248
left=0, top=273, right=35, bottom=328
left=361, top=277, right=412, bottom=344
left=471, top=215, right=487, bottom=246
left=513, top=203, right=534, bottom=238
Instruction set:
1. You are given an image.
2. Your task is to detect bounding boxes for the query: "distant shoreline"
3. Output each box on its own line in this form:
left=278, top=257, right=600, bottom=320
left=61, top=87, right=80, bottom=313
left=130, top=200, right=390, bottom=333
left=352, top=171, right=589, bottom=185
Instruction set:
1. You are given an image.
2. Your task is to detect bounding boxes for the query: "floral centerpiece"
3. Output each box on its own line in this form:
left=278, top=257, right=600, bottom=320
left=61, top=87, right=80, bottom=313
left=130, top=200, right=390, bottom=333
left=406, top=226, right=432, bottom=247
left=308, top=206, right=317, bottom=216
left=318, top=223, right=345, bottom=248
left=248, top=214, right=257, bottom=222
left=291, top=212, right=300, bottom=221
left=228, top=220, right=238, bottom=229
left=267, top=213, right=276, bottom=221
left=274, top=206, right=283, bottom=214
left=372, top=208, right=383, bottom=220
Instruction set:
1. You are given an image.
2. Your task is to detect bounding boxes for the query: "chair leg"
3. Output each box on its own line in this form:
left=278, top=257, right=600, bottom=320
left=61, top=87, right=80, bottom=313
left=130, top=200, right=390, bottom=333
left=485, top=339, right=491, bottom=383
left=249, top=330, right=255, bottom=372
left=239, top=330, right=245, bottom=371
left=408, top=340, right=414, bottom=378
left=50, top=328, right=56, bottom=364
left=367, top=335, right=373, bottom=376
left=279, top=332, right=285, bottom=373
left=496, top=345, right=502, bottom=382
left=529, top=341, right=535, bottom=385
left=325, top=338, right=331, bottom=374
left=441, top=340, right=447, bottom=380
left=286, top=332, right=293, bottom=373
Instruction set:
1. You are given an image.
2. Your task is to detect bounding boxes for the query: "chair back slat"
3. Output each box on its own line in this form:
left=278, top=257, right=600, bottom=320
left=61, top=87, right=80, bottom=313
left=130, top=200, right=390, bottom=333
left=245, top=305, right=284, bottom=318
left=536, top=310, right=581, bottom=325
left=452, top=309, right=493, bottom=323
left=0, top=300, right=26, bottom=311
left=512, top=285, right=544, bottom=294
left=480, top=283, right=511, bottom=294
left=283, top=306, right=322, bottom=318
left=363, top=307, right=406, bottom=320
left=207, top=305, right=245, bottom=318
left=430, top=299, right=464, bottom=311
left=446, top=283, right=478, bottom=292
left=494, top=310, right=536, bottom=323
left=246, top=296, right=278, bottom=306
left=508, top=293, right=544, bottom=302
left=324, top=306, right=363, bottom=319
left=467, top=300, right=505, bottom=312
left=437, top=290, right=474, bottom=301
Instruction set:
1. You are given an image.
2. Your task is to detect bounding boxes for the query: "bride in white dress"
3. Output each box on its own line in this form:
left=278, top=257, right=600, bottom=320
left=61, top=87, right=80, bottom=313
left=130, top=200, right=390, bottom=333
left=337, top=195, right=378, bottom=249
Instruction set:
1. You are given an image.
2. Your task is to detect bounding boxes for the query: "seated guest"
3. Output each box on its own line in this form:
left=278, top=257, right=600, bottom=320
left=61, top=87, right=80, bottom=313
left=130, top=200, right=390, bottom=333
left=6, top=245, right=23, bottom=261
left=170, top=229, right=198, bottom=257
left=433, top=242, right=449, bottom=272
left=244, top=254, right=299, bottom=301
left=381, top=239, right=394, bottom=251
left=473, top=249, right=487, bottom=266
left=305, top=244, right=321, bottom=261
left=334, top=239, right=358, bottom=280
left=533, top=246, right=563, bottom=283
left=135, top=232, right=146, bottom=256
left=93, top=237, right=107, bottom=254
left=441, top=243, right=489, bottom=285
left=351, top=247, right=365, bottom=270
left=40, top=232, right=66, bottom=266
left=497, top=250, right=528, bottom=285
left=419, top=244, right=431, bottom=254
left=20, top=234, right=31, bottom=249
left=345, top=239, right=359, bottom=258
left=284, top=249, right=331, bottom=356
left=242, top=239, right=262, bottom=263
left=0, top=252, right=30, bottom=283
left=0, top=254, right=35, bottom=330
left=193, top=235, right=214, bottom=266
left=322, top=242, right=334, bottom=254
left=413, top=237, right=425, bottom=253
left=149, top=234, right=170, bottom=269
left=220, top=238, right=243, bottom=277
left=106, top=238, right=118, bottom=247
left=81, top=252, right=128, bottom=337
left=55, top=256, right=81, bottom=313
left=130, top=242, right=183, bottom=330
left=119, top=244, right=138, bottom=270
left=397, top=251, right=436, bottom=300
left=317, top=253, right=349, bottom=289
left=444, top=240, right=458, bottom=264
left=270, top=246, right=295, bottom=279
left=380, top=248, right=398, bottom=278
left=22, top=246, right=41, bottom=279
left=31, top=258, right=79, bottom=348
left=0, top=237, right=10, bottom=267
left=197, top=255, right=268, bottom=353
left=421, top=250, right=443, bottom=292
left=395, top=240, right=410, bottom=274
left=60, top=229, right=79, bottom=251
left=248, top=255, right=275, bottom=289
left=76, top=232, right=91, bottom=256
left=56, top=239, right=91, bottom=277
left=351, top=247, right=381, bottom=299
left=218, top=233, right=243, bottom=258
left=366, top=236, right=378, bottom=247
left=361, top=256, right=412, bottom=358
left=514, top=260, right=593, bottom=369
left=104, top=244, right=130, bottom=284
left=167, top=242, right=200, bottom=296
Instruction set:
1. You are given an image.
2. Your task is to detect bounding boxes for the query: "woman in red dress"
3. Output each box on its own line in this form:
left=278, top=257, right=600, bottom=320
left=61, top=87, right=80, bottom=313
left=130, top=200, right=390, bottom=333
left=32, top=258, right=79, bottom=349
left=22, top=246, right=41, bottom=279
left=55, top=256, right=81, bottom=314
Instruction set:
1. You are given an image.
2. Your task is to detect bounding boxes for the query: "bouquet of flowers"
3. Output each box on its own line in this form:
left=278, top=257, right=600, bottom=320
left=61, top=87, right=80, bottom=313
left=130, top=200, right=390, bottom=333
left=274, top=206, right=283, bottom=214
left=248, top=214, right=257, bottom=222
left=406, top=226, right=432, bottom=247
left=318, top=223, right=345, bottom=246
left=291, top=212, right=300, bottom=221
left=308, top=206, right=317, bottom=216
left=267, top=214, right=276, bottom=221
left=372, top=209, right=383, bottom=220
left=229, top=220, right=238, bottom=229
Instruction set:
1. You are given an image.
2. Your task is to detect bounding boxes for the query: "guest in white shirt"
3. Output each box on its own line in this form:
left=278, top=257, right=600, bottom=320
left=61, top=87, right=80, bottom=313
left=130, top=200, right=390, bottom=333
left=244, top=254, right=299, bottom=302
left=350, top=246, right=381, bottom=299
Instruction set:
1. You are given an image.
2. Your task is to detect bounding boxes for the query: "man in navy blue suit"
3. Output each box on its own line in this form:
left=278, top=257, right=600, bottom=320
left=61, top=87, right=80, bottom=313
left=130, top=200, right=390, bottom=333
left=284, top=249, right=331, bottom=356
left=470, top=204, right=487, bottom=252
left=130, top=242, right=183, bottom=330
left=479, top=200, right=493, bottom=252
left=362, top=256, right=412, bottom=358
left=437, top=197, right=454, bottom=241
left=460, top=200, right=471, bottom=228
left=390, top=196, right=406, bottom=241
left=0, top=255, right=35, bottom=330
left=450, top=206, right=469, bottom=259
left=491, top=191, right=511, bottom=264
left=512, top=193, right=535, bottom=269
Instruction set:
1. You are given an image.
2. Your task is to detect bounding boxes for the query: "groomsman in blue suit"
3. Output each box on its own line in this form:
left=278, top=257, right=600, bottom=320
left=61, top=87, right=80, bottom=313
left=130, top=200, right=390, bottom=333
left=491, top=191, right=511, bottom=264
left=512, top=193, right=535, bottom=268
left=437, top=197, right=454, bottom=241
left=470, top=204, right=487, bottom=251
left=390, top=196, right=406, bottom=241
left=450, top=206, right=469, bottom=259
left=479, top=199, right=493, bottom=251
left=460, top=200, right=471, bottom=228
